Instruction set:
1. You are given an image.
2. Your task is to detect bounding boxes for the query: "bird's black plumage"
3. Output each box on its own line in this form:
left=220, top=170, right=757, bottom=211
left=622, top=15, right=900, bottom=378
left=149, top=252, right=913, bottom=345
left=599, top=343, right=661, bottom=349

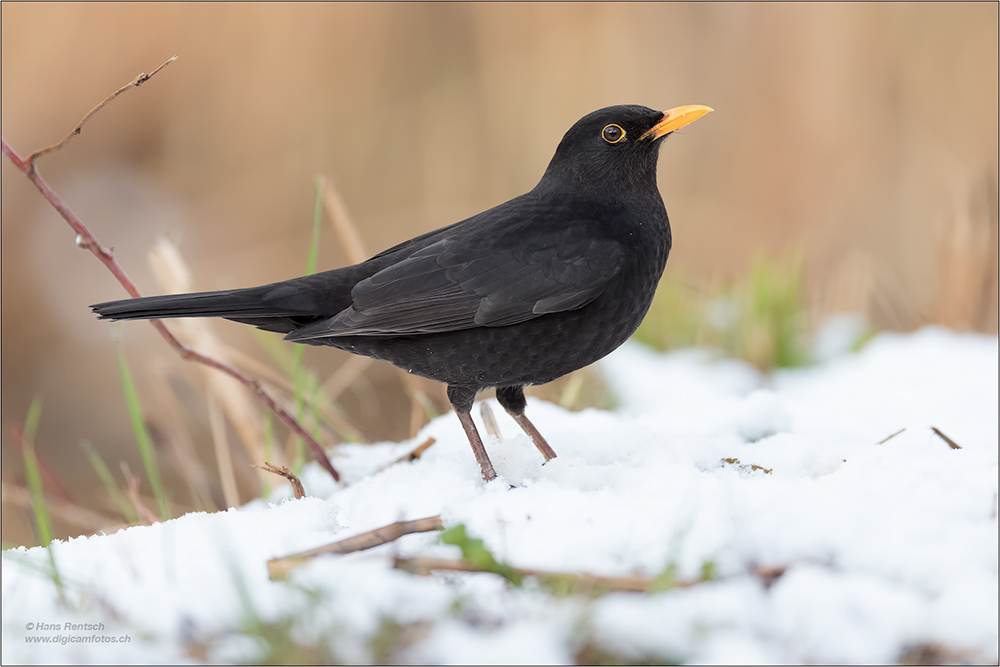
left=92, top=103, right=712, bottom=481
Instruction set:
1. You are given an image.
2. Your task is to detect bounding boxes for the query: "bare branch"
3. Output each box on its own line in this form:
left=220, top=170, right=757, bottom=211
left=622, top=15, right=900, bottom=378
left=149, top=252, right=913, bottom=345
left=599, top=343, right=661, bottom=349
left=372, top=437, right=437, bottom=475
left=26, top=56, right=178, bottom=169
left=268, top=515, right=443, bottom=579
left=2, top=84, right=341, bottom=484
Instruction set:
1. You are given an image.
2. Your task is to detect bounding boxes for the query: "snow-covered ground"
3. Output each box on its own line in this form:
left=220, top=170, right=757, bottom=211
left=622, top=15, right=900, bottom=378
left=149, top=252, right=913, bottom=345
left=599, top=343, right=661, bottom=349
left=3, top=326, right=997, bottom=664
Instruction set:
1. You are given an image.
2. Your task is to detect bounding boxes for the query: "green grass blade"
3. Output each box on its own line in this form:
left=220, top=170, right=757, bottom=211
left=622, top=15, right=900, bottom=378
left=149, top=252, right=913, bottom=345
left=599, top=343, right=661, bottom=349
left=441, top=524, right=523, bottom=586
left=291, top=178, right=326, bottom=472
left=116, top=339, right=172, bottom=521
left=251, top=329, right=296, bottom=375
left=79, top=439, right=138, bottom=524
left=22, top=397, right=52, bottom=546
left=306, top=177, right=324, bottom=276
left=20, top=397, right=66, bottom=600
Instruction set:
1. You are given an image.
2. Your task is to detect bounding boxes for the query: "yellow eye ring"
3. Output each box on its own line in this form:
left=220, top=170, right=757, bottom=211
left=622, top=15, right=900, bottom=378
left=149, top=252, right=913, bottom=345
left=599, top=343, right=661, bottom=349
left=601, top=124, right=626, bottom=144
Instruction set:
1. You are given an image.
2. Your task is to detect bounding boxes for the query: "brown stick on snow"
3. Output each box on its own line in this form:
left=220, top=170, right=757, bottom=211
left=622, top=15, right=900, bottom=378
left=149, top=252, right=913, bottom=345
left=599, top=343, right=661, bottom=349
left=392, top=557, right=697, bottom=594
left=268, top=515, right=443, bottom=579
left=394, top=557, right=788, bottom=595
left=1, top=63, right=340, bottom=483
left=930, top=426, right=962, bottom=450
left=372, top=437, right=437, bottom=475
left=876, top=427, right=906, bottom=444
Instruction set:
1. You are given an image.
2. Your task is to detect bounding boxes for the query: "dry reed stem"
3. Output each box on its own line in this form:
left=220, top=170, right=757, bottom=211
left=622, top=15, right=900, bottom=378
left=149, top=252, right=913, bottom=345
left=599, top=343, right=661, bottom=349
left=2, top=93, right=340, bottom=483
left=26, top=56, right=178, bottom=168
left=320, top=176, right=369, bottom=265
left=252, top=462, right=305, bottom=500
left=479, top=402, right=502, bottom=441
left=321, top=355, right=375, bottom=404
left=876, top=427, right=906, bottom=445
left=207, top=343, right=369, bottom=444
left=814, top=250, right=874, bottom=325
left=557, top=372, right=586, bottom=409
left=930, top=426, right=962, bottom=450
left=149, top=239, right=273, bottom=486
left=934, top=176, right=999, bottom=332
left=2, top=483, right=122, bottom=535
left=398, top=374, right=438, bottom=437
left=320, top=177, right=437, bottom=442
left=206, top=390, right=240, bottom=508
left=147, top=362, right=218, bottom=510
left=268, top=515, right=443, bottom=579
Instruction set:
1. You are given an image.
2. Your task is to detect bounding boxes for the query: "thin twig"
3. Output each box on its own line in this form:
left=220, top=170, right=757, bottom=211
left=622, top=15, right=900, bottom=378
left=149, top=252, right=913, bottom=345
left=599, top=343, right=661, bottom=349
left=2, top=138, right=340, bottom=482
left=27, top=56, right=178, bottom=169
left=877, top=427, right=906, bottom=444
left=930, top=426, right=962, bottom=450
left=268, top=515, right=443, bottom=579
left=373, top=437, right=437, bottom=475
left=252, top=462, right=305, bottom=500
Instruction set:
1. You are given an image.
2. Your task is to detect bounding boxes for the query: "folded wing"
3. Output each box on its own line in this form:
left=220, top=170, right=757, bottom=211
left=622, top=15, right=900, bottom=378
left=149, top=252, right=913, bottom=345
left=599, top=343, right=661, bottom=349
left=285, top=223, right=623, bottom=340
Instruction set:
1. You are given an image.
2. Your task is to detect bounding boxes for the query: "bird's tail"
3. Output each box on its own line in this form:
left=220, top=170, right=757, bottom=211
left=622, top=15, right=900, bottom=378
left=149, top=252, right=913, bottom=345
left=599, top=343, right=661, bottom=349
left=91, top=270, right=358, bottom=334
left=92, top=288, right=265, bottom=321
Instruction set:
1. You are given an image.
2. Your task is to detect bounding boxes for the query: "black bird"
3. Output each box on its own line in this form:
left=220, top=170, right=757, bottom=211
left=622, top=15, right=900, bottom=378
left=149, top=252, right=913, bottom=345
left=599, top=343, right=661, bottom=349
left=92, top=104, right=712, bottom=482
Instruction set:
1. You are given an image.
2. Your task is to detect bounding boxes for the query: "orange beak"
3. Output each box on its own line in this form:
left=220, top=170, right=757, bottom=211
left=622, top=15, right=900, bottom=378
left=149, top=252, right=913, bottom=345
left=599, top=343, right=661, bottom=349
left=639, top=105, right=714, bottom=141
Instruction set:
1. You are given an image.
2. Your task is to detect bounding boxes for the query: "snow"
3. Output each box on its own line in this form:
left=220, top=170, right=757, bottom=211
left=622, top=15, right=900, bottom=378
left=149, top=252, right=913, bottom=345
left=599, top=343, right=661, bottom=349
left=3, top=326, right=997, bottom=664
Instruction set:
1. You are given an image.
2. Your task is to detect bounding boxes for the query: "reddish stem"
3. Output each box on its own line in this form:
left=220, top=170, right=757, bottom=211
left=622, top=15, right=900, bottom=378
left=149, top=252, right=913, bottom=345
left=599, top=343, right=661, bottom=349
left=2, top=138, right=340, bottom=482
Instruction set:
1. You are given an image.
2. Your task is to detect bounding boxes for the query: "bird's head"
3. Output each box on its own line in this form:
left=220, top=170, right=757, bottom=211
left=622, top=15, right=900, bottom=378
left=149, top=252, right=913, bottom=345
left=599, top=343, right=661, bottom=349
left=539, top=104, right=713, bottom=198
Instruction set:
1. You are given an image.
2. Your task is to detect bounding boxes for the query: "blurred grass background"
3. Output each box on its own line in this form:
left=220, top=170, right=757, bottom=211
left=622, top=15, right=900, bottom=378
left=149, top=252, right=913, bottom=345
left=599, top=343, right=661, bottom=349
left=2, top=3, right=997, bottom=547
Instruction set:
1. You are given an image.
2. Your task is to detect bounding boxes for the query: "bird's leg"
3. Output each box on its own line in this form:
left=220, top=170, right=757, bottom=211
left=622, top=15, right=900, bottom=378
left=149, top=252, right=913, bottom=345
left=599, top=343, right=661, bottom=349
left=455, top=411, right=497, bottom=482
left=496, top=386, right=557, bottom=462
left=448, top=385, right=497, bottom=482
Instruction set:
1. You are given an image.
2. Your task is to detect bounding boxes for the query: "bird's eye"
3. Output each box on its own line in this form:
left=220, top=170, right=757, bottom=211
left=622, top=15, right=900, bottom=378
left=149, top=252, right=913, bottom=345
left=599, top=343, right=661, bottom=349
left=601, top=124, right=625, bottom=144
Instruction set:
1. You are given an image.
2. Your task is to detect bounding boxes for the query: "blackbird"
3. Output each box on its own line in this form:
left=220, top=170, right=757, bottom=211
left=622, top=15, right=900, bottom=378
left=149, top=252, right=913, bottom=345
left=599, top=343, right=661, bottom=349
left=92, top=104, right=712, bottom=482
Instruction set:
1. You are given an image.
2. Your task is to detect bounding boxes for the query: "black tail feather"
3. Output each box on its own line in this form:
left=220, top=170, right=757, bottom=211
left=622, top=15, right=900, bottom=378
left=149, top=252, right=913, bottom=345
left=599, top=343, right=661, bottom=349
left=92, top=267, right=369, bottom=335
left=91, top=288, right=275, bottom=321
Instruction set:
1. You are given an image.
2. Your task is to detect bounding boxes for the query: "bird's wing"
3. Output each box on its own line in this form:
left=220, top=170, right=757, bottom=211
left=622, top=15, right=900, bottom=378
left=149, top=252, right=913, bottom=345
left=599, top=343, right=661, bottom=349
left=285, top=223, right=623, bottom=340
